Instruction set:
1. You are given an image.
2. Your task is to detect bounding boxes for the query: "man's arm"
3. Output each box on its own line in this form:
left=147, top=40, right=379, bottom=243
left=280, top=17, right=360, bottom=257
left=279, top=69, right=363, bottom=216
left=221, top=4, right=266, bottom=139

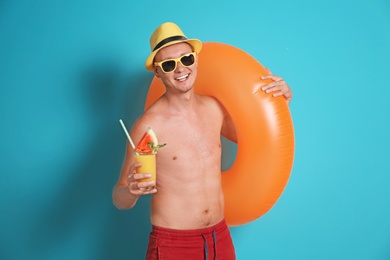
left=112, top=143, right=140, bottom=210
left=112, top=125, right=157, bottom=210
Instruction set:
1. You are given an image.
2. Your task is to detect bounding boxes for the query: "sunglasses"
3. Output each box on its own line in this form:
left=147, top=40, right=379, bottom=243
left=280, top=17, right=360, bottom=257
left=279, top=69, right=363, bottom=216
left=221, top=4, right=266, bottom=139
left=154, top=52, right=196, bottom=73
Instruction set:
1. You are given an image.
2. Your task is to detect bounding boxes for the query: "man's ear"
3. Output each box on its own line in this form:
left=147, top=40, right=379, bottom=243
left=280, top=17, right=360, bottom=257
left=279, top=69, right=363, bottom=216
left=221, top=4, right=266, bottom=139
left=154, top=67, right=161, bottom=78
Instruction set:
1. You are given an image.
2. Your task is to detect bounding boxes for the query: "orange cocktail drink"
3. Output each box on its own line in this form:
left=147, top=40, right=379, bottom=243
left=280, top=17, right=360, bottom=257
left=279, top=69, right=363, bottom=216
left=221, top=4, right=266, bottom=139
left=134, top=153, right=156, bottom=186
left=119, top=121, right=164, bottom=190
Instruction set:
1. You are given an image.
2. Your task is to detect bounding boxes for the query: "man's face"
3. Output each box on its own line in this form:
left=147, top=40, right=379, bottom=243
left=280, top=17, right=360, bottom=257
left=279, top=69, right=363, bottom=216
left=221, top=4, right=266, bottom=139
left=154, top=42, right=198, bottom=94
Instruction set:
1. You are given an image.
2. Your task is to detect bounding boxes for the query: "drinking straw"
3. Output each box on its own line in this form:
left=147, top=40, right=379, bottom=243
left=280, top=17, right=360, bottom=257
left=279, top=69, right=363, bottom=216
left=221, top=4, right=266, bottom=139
left=119, top=119, right=135, bottom=149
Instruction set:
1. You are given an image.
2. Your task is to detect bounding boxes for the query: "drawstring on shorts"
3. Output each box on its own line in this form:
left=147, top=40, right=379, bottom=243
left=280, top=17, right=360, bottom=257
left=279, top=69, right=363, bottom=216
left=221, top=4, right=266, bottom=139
left=202, top=230, right=217, bottom=260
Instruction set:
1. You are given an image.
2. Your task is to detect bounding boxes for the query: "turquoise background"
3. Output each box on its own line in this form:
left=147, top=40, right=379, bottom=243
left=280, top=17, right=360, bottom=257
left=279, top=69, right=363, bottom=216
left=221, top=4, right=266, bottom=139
left=1, top=0, right=389, bottom=259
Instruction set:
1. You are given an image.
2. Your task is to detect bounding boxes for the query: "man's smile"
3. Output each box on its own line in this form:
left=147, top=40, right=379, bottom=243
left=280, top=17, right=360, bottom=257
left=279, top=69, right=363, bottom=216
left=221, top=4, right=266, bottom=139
left=175, top=74, right=189, bottom=81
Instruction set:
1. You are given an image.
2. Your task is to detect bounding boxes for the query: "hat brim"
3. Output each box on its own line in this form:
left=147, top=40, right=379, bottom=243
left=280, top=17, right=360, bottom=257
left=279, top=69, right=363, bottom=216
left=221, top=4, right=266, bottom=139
left=145, top=39, right=202, bottom=71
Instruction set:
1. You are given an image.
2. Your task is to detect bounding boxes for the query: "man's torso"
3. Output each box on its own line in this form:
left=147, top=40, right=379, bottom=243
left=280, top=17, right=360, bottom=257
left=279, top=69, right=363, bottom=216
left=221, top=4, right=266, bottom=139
left=139, top=94, right=226, bottom=229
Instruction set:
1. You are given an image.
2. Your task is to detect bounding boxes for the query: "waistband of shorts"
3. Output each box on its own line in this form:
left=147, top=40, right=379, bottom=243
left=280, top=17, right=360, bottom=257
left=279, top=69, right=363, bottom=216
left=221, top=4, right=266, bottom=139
left=151, top=219, right=228, bottom=238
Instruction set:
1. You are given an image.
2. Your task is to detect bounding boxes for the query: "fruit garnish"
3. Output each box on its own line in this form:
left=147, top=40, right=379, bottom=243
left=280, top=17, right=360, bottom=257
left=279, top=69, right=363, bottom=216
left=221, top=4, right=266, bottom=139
left=135, top=127, right=166, bottom=154
left=148, top=142, right=166, bottom=154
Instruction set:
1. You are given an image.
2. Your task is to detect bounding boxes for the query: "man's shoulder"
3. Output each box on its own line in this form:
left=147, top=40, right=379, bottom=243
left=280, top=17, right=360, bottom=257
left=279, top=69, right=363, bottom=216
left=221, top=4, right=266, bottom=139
left=196, top=94, right=224, bottom=111
left=196, top=94, right=219, bottom=106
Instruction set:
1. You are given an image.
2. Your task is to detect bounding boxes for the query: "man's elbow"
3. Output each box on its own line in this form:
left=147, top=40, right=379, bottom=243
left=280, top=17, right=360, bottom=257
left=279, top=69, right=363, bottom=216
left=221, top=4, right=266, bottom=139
left=112, top=187, right=134, bottom=210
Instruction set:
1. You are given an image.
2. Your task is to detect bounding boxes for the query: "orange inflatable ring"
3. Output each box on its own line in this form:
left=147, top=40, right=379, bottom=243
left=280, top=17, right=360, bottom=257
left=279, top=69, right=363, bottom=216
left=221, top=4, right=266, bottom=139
left=144, top=42, right=294, bottom=226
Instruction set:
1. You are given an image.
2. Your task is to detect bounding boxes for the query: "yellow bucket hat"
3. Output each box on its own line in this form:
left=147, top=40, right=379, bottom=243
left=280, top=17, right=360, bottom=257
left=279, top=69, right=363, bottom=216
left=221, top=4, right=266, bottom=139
left=145, top=22, right=202, bottom=71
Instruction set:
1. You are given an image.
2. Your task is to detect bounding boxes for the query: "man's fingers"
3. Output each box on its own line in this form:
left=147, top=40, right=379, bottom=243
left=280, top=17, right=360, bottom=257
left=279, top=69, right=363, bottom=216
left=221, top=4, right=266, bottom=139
left=261, top=74, right=282, bottom=82
left=262, top=82, right=281, bottom=92
left=272, top=91, right=284, bottom=97
left=262, top=80, right=287, bottom=91
left=129, top=181, right=157, bottom=195
left=131, top=173, right=152, bottom=181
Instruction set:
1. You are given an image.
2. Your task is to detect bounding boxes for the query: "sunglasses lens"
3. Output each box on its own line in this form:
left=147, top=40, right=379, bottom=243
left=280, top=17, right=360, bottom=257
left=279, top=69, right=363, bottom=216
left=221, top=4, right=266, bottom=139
left=161, top=60, right=176, bottom=72
left=181, top=54, right=195, bottom=66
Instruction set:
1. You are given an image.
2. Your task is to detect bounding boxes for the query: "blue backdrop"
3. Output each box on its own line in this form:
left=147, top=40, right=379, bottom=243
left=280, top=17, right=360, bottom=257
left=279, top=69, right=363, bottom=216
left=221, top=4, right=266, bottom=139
left=1, top=0, right=389, bottom=259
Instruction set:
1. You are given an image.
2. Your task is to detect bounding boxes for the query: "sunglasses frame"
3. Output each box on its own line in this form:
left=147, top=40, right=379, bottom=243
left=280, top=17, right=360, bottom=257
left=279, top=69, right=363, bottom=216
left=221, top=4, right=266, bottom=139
left=154, top=52, right=197, bottom=73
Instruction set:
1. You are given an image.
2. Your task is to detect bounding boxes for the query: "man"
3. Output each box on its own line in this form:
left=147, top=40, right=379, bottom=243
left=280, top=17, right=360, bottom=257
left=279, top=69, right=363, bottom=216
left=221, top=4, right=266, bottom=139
left=112, top=22, right=292, bottom=259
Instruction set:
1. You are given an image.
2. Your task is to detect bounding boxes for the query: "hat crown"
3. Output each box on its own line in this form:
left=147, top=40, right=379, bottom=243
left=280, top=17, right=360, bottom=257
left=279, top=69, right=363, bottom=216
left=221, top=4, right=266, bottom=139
left=149, top=22, right=187, bottom=51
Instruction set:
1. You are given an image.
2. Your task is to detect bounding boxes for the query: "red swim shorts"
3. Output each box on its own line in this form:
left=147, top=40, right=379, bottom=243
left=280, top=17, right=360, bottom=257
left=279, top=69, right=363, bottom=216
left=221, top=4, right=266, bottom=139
left=146, top=219, right=236, bottom=260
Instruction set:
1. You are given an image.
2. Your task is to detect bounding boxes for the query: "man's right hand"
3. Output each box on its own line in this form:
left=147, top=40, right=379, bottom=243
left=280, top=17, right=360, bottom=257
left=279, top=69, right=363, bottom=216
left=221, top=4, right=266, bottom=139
left=128, top=162, right=157, bottom=195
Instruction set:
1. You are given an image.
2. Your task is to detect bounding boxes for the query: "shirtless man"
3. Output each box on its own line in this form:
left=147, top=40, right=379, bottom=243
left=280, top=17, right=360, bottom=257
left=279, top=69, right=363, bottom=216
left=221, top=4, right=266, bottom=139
left=112, top=22, right=292, bottom=260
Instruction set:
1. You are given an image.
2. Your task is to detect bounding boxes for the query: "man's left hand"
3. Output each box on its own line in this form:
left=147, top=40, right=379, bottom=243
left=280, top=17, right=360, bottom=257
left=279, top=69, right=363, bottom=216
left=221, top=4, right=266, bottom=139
left=261, top=72, right=293, bottom=105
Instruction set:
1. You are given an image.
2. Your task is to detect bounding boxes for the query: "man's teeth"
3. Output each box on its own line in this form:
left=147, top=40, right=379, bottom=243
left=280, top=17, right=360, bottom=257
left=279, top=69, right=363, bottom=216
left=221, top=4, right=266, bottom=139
left=176, top=74, right=189, bottom=81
